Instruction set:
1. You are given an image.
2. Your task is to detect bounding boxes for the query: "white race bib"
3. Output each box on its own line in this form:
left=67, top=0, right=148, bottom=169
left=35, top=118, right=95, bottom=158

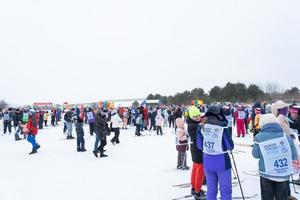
left=238, top=111, right=246, bottom=119
left=258, top=135, right=293, bottom=177
left=87, top=112, right=94, bottom=121
left=225, top=115, right=233, bottom=127
left=202, top=124, right=225, bottom=155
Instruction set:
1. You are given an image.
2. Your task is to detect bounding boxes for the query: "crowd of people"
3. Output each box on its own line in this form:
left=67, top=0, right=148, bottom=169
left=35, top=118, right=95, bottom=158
left=1, top=100, right=300, bottom=200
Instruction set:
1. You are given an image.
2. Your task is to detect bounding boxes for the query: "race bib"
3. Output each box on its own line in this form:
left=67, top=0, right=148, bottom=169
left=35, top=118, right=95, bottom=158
left=238, top=111, right=245, bottom=119
left=23, top=113, right=29, bottom=122
left=225, top=115, right=233, bottom=127
left=87, top=112, right=94, bottom=121
left=258, top=136, right=293, bottom=177
left=202, top=124, right=225, bottom=155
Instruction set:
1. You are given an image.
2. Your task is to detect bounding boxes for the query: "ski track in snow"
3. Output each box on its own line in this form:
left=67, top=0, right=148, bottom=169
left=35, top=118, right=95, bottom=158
left=0, top=122, right=299, bottom=200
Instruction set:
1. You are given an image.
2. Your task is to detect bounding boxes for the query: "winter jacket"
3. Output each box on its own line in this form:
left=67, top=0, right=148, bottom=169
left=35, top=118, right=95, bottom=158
left=87, top=111, right=95, bottom=124
left=94, top=115, right=109, bottom=139
left=13, top=112, right=22, bottom=126
left=252, top=123, right=297, bottom=181
left=3, top=112, right=12, bottom=121
left=155, top=114, right=164, bottom=127
left=150, top=112, right=157, bottom=123
left=26, top=113, right=38, bottom=135
left=75, top=122, right=84, bottom=137
left=187, top=116, right=203, bottom=164
left=196, top=116, right=234, bottom=171
left=44, top=113, right=49, bottom=121
left=289, top=116, right=300, bottom=134
left=64, top=111, right=73, bottom=123
left=135, top=116, right=142, bottom=125
left=174, top=109, right=183, bottom=120
left=111, top=114, right=122, bottom=128
left=176, top=127, right=189, bottom=152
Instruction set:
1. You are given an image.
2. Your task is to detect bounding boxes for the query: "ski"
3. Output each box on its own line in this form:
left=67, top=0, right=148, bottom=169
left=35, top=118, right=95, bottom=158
left=173, top=183, right=191, bottom=187
left=231, top=194, right=258, bottom=199
left=171, top=194, right=193, bottom=200
left=234, top=143, right=253, bottom=147
left=242, top=171, right=259, bottom=177
left=233, top=149, right=247, bottom=153
left=174, top=193, right=258, bottom=200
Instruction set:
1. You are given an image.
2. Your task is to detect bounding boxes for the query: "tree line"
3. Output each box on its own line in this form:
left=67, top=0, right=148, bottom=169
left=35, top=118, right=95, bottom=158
left=146, top=82, right=300, bottom=105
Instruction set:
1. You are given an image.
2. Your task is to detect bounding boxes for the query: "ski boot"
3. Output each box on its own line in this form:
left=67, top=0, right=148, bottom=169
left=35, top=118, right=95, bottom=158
left=194, top=190, right=206, bottom=200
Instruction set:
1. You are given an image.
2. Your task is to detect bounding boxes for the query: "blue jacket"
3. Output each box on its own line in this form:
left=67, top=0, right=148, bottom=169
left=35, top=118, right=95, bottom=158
left=196, top=117, right=234, bottom=171
left=252, top=123, right=297, bottom=181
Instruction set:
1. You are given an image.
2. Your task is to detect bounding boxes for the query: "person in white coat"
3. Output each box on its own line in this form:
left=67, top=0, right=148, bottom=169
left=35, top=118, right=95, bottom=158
left=110, top=109, right=122, bottom=145
left=155, top=109, right=164, bottom=135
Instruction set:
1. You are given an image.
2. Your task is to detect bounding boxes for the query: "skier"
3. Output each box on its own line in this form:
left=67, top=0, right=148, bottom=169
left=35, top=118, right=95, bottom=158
left=135, top=114, right=142, bottom=136
left=233, top=105, right=246, bottom=137
left=86, top=107, right=96, bottom=136
left=175, top=118, right=189, bottom=170
left=74, top=114, right=86, bottom=152
left=149, top=108, right=157, bottom=131
left=110, top=109, right=122, bottom=145
left=64, top=109, right=75, bottom=139
left=25, top=109, right=41, bottom=155
left=252, top=108, right=262, bottom=139
left=252, top=114, right=297, bottom=200
left=122, top=108, right=129, bottom=129
left=3, top=109, right=12, bottom=135
left=50, top=108, right=56, bottom=127
left=187, top=106, right=206, bottom=200
left=38, top=110, right=44, bottom=129
left=12, top=108, right=22, bottom=140
left=44, top=111, right=49, bottom=127
left=93, top=109, right=109, bottom=158
left=222, top=105, right=233, bottom=136
left=196, top=106, right=234, bottom=200
left=288, top=106, right=300, bottom=187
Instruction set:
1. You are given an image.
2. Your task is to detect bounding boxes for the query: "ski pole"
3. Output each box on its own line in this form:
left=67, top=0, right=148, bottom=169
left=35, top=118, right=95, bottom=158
left=291, top=174, right=299, bottom=194
left=232, top=166, right=237, bottom=180
left=230, top=152, right=245, bottom=200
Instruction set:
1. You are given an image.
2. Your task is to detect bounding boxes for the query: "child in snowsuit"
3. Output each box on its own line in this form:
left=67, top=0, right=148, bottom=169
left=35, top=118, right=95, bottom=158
left=175, top=118, right=189, bottom=170
left=197, top=106, right=234, bottom=200
left=234, top=105, right=246, bottom=137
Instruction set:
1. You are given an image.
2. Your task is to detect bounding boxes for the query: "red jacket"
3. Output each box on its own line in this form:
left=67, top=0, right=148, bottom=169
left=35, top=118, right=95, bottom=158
left=27, top=113, right=38, bottom=135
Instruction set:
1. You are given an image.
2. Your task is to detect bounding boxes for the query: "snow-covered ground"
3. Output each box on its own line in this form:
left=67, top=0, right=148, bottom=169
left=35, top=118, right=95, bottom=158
left=0, top=122, right=299, bottom=200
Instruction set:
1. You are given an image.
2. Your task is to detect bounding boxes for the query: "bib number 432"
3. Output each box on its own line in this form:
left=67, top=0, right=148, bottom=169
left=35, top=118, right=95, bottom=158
left=274, top=158, right=288, bottom=168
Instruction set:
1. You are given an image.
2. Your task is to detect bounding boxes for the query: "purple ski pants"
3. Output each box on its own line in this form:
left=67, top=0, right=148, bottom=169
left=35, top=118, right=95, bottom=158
left=205, top=169, right=232, bottom=200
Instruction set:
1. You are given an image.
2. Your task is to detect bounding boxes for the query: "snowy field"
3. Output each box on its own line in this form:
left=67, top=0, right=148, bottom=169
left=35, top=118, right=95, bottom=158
left=0, top=121, right=299, bottom=200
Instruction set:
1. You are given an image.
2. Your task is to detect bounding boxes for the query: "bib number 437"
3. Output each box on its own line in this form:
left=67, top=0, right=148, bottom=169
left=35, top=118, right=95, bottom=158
left=274, top=158, right=288, bottom=168
left=204, top=141, right=215, bottom=150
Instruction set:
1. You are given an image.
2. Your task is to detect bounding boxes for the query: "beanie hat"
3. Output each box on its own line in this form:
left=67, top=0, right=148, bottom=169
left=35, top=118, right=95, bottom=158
left=205, top=106, right=227, bottom=122
left=271, top=100, right=288, bottom=116
left=259, top=114, right=279, bottom=128
left=188, top=106, right=201, bottom=119
left=291, top=106, right=300, bottom=114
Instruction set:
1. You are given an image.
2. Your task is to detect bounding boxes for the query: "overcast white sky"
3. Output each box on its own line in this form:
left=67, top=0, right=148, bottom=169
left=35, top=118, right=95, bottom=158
left=0, top=0, right=299, bottom=105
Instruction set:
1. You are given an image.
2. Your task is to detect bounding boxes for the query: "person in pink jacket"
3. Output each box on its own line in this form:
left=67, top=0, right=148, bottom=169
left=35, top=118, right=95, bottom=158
left=176, top=118, right=189, bottom=170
